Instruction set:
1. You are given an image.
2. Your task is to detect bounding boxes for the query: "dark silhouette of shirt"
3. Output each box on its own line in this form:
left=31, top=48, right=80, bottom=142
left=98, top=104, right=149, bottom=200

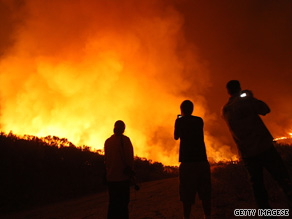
left=104, top=134, right=134, bottom=182
left=175, top=115, right=207, bottom=162
left=222, top=95, right=273, bottom=158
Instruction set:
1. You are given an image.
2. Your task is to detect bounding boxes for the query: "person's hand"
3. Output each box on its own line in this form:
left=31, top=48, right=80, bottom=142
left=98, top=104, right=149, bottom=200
left=241, top=89, right=254, bottom=98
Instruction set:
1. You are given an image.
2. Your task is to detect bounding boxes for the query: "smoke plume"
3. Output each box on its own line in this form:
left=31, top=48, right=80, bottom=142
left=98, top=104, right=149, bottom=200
left=8, top=0, right=287, bottom=165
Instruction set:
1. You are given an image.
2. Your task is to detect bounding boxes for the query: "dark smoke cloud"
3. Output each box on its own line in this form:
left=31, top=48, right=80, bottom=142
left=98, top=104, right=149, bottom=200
left=175, top=0, right=292, bottom=146
left=0, top=0, right=24, bottom=57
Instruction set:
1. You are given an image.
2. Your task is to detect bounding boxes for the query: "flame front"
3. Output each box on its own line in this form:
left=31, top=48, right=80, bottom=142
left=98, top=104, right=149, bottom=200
left=0, top=0, right=237, bottom=165
left=274, top=132, right=292, bottom=142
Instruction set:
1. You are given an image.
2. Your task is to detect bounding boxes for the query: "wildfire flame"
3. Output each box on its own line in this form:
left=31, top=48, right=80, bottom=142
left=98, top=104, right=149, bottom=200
left=274, top=133, right=292, bottom=142
left=0, top=0, right=238, bottom=165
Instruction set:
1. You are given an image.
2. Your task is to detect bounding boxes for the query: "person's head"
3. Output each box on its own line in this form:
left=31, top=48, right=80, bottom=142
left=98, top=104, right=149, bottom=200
left=180, top=100, right=193, bottom=116
left=114, top=120, right=125, bottom=135
left=226, top=80, right=241, bottom=96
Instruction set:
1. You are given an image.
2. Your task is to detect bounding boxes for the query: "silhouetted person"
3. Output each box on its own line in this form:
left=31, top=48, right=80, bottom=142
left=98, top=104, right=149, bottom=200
left=104, top=120, right=134, bottom=219
left=174, top=100, right=211, bottom=219
left=222, top=80, right=292, bottom=210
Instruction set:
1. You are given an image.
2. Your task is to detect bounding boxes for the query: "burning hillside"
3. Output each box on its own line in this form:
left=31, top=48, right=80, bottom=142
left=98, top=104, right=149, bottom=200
left=6, top=0, right=292, bottom=165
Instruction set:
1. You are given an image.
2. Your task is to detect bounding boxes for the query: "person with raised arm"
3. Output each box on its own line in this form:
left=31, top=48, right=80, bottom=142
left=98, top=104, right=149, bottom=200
left=222, top=80, right=292, bottom=211
left=175, top=100, right=211, bottom=219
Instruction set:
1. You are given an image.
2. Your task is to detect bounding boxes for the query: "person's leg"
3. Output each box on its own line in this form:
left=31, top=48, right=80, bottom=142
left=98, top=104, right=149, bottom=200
left=183, top=201, right=192, bottom=219
left=107, top=182, right=120, bottom=219
left=179, top=163, right=196, bottom=219
left=107, top=181, right=130, bottom=219
left=198, top=162, right=212, bottom=218
left=202, top=198, right=211, bottom=218
left=262, top=147, right=292, bottom=207
left=120, top=181, right=130, bottom=219
left=244, top=157, right=271, bottom=209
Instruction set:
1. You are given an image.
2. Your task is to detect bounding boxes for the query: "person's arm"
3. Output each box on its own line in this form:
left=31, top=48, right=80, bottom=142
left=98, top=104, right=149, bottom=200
left=244, top=90, right=270, bottom=116
left=221, top=106, right=226, bottom=119
left=174, top=119, right=180, bottom=140
left=124, top=137, right=134, bottom=168
left=104, top=140, right=108, bottom=170
left=251, top=98, right=270, bottom=116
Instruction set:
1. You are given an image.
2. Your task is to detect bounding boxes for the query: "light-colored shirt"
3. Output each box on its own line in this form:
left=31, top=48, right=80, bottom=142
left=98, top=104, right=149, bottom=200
left=104, top=134, right=134, bottom=182
left=222, top=95, right=273, bottom=158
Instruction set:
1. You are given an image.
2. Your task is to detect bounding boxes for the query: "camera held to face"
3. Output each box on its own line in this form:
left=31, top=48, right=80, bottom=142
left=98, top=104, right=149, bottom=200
left=240, top=92, right=247, bottom=98
left=240, top=90, right=253, bottom=98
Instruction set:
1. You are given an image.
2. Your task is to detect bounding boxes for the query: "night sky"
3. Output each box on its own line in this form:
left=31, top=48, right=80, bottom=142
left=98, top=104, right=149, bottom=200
left=176, top=0, right=292, bottom=146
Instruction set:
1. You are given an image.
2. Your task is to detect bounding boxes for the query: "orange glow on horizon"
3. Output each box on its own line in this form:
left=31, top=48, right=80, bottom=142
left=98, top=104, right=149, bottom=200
left=0, top=0, right=238, bottom=166
left=274, top=132, right=292, bottom=142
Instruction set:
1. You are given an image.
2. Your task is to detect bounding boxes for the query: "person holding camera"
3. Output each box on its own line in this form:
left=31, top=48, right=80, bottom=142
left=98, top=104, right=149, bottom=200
left=104, top=120, right=134, bottom=219
left=174, top=100, right=211, bottom=219
left=222, top=80, right=292, bottom=210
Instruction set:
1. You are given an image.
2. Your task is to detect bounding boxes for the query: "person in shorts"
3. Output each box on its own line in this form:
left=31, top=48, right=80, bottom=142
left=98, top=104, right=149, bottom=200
left=175, top=100, right=211, bottom=219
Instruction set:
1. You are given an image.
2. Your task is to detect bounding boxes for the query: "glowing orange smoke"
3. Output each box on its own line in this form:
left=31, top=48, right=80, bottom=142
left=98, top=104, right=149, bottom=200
left=0, top=0, right=237, bottom=165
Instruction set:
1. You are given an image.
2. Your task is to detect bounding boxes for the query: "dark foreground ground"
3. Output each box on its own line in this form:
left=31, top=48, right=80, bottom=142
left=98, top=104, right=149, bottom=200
left=2, top=134, right=291, bottom=218
left=3, top=164, right=291, bottom=219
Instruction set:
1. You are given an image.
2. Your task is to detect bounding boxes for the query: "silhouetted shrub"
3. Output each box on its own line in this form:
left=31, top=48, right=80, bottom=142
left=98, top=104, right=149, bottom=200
left=0, top=132, right=178, bottom=214
left=3, top=132, right=289, bottom=215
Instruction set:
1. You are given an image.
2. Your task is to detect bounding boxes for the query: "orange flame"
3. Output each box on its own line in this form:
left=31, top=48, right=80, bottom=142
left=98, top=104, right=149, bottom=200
left=274, top=132, right=292, bottom=142
left=0, top=0, right=237, bottom=166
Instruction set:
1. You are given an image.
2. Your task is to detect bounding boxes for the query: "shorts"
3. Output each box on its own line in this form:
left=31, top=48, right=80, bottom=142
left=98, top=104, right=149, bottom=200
left=179, top=161, right=211, bottom=203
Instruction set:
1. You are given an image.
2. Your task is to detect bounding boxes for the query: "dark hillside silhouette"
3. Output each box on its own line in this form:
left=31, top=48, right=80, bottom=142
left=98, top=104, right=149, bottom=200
left=0, top=132, right=178, bottom=214
left=4, top=143, right=292, bottom=219
left=1, top=132, right=291, bottom=217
